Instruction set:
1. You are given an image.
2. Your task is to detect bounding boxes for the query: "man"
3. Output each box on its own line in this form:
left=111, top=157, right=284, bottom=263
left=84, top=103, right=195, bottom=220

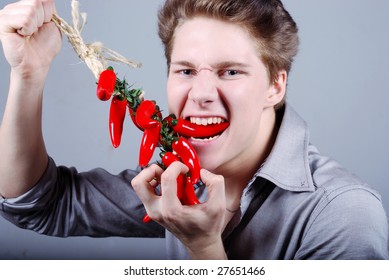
left=0, top=0, right=388, bottom=259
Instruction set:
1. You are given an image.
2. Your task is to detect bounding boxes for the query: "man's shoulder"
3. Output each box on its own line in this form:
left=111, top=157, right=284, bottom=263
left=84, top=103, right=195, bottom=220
left=307, top=144, right=380, bottom=200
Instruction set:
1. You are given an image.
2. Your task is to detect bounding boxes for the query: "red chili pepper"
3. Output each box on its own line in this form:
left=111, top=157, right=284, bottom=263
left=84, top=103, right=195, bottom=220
left=166, top=115, right=229, bottom=138
left=135, top=100, right=161, bottom=130
left=96, top=68, right=116, bottom=101
left=161, top=152, right=185, bottom=201
left=184, top=177, right=200, bottom=205
left=161, top=151, right=180, bottom=166
left=109, top=96, right=127, bottom=148
left=139, top=123, right=161, bottom=167
left=143, top=214, right=152, bottom=223
left=172, top=137, right=201, bottom=185
left=142, top=151, right=186, bottom=223
left=129, top=107, right=143, bottom=131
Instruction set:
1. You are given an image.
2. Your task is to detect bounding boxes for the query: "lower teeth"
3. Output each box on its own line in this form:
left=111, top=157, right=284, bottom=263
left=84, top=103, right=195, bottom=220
left=191, top=135, right=219, bottom=141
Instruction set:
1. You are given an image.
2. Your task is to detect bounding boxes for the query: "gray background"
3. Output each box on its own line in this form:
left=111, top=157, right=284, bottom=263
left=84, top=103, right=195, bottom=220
left=0, top=0, right=388, bottom=259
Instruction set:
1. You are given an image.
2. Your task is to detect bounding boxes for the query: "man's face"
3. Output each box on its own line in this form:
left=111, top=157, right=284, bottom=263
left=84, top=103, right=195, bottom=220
left=167, top=17, right=278, bottom=177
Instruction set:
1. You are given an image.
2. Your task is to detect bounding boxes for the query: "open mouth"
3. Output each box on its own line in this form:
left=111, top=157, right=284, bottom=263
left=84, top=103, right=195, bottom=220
left=186, top=117, right=229, bottom=140
left=167, top=115, right=229, bottom=140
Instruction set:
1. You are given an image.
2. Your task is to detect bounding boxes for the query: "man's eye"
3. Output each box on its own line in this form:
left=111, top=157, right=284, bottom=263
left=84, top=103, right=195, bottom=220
left=181, top=69, right=193, bottom=75
left=227, top=70, right=239, bottom=75
left=217, top=69, right=243, bottom=79
left=221, top=70, right=240, bottom=76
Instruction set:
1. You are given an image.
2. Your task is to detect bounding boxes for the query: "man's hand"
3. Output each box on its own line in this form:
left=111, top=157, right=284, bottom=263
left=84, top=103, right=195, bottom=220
left=0, top=0, right=61, bottom=78
left=132, top=163, right=228, bottom=259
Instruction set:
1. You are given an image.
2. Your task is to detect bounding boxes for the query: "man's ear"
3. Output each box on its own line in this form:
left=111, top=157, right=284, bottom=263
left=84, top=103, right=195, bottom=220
left=265, top=70, right=287, bottom=107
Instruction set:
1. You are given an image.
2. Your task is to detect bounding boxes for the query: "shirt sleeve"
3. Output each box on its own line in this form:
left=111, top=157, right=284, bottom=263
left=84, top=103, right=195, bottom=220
left=295, top=185, right=389, bottom=259
left=0, top=157, right=164, bottom=238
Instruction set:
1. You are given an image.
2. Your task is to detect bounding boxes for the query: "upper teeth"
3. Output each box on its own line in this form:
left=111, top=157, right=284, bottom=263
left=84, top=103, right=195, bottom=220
left=190, top=117, right=224, bottom=126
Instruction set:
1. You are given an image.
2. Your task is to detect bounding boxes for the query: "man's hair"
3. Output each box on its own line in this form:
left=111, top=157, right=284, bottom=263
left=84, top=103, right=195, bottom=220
left=158, top=0, right=299, bottom=108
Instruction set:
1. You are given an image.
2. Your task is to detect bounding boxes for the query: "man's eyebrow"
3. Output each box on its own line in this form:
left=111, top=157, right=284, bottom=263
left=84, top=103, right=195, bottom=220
left=170, top=60, right=195, bottom=68
left=170, top=60, right=251, bottom=69
left=213, top=61, right=251, bottom=69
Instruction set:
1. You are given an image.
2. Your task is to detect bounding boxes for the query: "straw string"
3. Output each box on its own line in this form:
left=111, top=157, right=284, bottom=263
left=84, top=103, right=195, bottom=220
left=51, top=0, right=141, bottom=80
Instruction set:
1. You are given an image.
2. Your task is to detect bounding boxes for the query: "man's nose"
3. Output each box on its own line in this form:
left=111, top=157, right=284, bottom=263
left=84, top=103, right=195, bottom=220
left=188, top=68, right=218, bottom=106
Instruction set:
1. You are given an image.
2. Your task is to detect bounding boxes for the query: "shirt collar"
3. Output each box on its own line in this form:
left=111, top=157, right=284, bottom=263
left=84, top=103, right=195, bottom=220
left=255, top=103, right=315, bottom=192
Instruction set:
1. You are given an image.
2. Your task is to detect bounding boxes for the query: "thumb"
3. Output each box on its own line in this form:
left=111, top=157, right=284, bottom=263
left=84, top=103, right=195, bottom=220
left=200, top=169, right=225, bottom=203
left=42, top=0, right=57, bottom=23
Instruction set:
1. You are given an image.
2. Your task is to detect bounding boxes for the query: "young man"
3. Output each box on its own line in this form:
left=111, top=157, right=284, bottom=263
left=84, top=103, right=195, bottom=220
left=0, top=0, right=388, bottom=259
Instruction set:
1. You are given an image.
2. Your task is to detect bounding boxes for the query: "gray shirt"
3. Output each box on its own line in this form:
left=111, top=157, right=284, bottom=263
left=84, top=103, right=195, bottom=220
left=1, top=104, right=388, bottom=259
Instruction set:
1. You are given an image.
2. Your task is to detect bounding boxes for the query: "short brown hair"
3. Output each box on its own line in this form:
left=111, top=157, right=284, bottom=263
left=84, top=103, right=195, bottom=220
left=158, top=0, right=299, bottom=107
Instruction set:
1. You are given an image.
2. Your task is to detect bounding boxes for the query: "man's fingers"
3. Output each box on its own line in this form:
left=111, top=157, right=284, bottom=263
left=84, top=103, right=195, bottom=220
left=131, top=164, right=163, bottom=205
left=200, top=169, right=226, bottom=205
left=16, top=0, right=43, bottom=36
left=41, top=0, right=56, bottom=23
left=160, top=161, right=189, bottom=203
left=0, top=0, right=55, bottom=37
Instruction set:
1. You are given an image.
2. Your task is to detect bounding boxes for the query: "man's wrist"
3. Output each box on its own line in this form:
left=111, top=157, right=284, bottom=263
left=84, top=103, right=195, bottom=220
left=10, top=67, right=49, bottom=93
left=187, top=238, right=227, bottom=260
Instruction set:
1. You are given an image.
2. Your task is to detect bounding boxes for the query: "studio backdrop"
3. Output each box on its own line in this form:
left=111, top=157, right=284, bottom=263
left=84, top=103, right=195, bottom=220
left=0, top=0, right=388, bottom=259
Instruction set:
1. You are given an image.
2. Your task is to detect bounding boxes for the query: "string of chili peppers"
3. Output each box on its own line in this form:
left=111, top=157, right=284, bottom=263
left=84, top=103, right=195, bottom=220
left=96, top=67, right=229, bottom=223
